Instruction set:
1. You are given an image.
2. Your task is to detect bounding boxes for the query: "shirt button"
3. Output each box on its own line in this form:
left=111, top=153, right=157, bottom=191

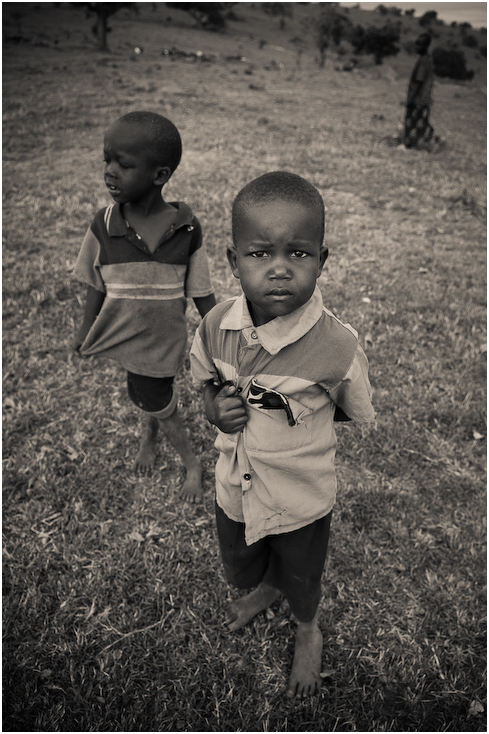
left=243, top=473, right=251, bottom=481
left=236, top=387, right=243, bottom=394
left=251, top=331, right=258, bottom=340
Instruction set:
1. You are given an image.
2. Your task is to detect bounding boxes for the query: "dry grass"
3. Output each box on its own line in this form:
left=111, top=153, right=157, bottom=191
left=3, top=3, right=486, bottom=731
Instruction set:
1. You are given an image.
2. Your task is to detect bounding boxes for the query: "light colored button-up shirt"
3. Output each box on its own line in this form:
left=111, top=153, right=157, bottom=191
left=190, top=287, right=375, bottom=545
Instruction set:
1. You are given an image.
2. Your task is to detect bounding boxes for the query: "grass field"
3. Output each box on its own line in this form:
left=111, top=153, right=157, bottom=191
left=2, top=3, right=487, bottom=731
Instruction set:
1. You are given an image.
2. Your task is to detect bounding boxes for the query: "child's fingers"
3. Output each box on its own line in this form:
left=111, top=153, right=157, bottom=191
left=218, top=381, right=237, bottom=396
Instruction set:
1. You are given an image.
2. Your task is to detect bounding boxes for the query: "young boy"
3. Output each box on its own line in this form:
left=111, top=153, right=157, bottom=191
left=73, top=111, right=216, bottom=502
left=190, top=171, right=374, bottom=697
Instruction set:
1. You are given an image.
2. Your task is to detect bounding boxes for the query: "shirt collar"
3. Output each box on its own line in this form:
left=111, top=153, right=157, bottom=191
left=105, top=201, right=194, bottom=237
left=220, top=285, right=324, bottom=355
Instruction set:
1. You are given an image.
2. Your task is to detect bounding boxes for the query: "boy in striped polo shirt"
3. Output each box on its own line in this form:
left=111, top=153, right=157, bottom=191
left=190, top=172, right=374, bottom=697
left=73, top=112, right=216, bottom=501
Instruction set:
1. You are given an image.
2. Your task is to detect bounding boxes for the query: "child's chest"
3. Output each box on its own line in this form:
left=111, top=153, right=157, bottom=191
left=125, top=210, right=179, bottom=255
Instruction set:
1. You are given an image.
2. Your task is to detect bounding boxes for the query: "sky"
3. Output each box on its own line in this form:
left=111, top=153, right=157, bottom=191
left=339, top=2, right=487, bottom=28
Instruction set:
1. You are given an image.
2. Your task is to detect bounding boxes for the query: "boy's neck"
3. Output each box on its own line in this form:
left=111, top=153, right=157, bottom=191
left=123, top=193, right=179, bottom=254
left=124, top=187, right=169, bottom=218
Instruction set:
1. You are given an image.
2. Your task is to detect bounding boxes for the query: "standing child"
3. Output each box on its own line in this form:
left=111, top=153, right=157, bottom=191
left=404, top=33, right=436, bottom=149
left=190, top=172, right=374, bottom=696
left=73, top=111, right=216, bottom=502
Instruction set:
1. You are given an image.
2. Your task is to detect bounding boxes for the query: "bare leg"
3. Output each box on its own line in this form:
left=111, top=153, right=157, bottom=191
left=286, top=608, right=323, bottom=698
left=226, top=582, right=280, bottom=631
left=134, top=415, right=159, bottom=475
left=158, top=408, right=203, bottom=502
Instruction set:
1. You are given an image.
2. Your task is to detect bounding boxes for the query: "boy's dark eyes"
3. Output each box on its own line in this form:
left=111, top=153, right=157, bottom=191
left=103, top=157, right=129, bottom=169
left=248, top=250, right=309, bottom=259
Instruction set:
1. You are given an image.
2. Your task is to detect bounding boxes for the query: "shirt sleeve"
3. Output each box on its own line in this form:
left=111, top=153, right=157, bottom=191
left=184, top=227, right=214, bottom=298
left=327, top=345, right=375, bottom=423
left=72, top=226, right=106, bottom=293
left=189, top=325, right=219, bottom=388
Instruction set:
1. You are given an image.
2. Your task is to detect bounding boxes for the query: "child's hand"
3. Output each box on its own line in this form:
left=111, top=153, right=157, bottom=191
left=205, top=381, right=248, bottom=434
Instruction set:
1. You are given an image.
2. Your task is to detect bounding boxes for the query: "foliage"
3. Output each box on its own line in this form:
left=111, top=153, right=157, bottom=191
left=349, top=23, right=400, bottom=64
left=432, top=46, right=474, bottom=80
left=419, top=10, right=438, bottom=27
left=76, top=2, right=135, bottom=50
left=462, top=34, right=479, bottom=48
left=261, top=2, right=293, bottom=18
left=166, top=2, right=231, bottom=30
left=376, top=4, right=402, bottom=16
left=404, top=8, right=416, bottom=17
left=315, top=6, right=352, bottom=67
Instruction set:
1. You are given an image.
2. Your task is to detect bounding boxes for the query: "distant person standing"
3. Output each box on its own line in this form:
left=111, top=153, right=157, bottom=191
left=404, top=33, right=436, bottom=149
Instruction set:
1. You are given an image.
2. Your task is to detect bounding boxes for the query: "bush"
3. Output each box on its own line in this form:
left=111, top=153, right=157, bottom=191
left=350, top=23, right=400, bottom=64
left=419, top=10, right=437, bottom=27
left=480, top=45, right=487, bottom=57
left=261, top=2, right=293, bottom=17
left=462, top=34, right=479, bottom=48
left=432, top=47, right=474, bottom=80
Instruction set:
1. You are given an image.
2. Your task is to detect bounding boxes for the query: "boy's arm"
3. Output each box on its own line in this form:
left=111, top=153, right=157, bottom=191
left=328, top=346, right=375, bottom=423
left=72, top=285, right=105, bottom=354
left=193, top=293, right=217, bottom=319
left=203, top=380, right=248, bottom=434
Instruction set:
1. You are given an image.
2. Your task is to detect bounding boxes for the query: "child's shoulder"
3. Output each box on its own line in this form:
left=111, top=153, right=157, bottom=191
left=202, top=298, right=237, bottom=325
left=199, top=298, right=238, bottom=341
left=320, top=306, right=359, bottom=341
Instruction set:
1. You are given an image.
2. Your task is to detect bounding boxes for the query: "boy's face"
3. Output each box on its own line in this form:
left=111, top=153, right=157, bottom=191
left=103, top=122, right=169, bottom=204
left=228, top=199, right=328, bottom=326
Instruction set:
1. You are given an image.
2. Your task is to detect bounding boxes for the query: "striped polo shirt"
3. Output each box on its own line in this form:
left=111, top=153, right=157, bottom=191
left=73, top=202, right=214, bottom=377
left=190, top=287, right=375, bottom=545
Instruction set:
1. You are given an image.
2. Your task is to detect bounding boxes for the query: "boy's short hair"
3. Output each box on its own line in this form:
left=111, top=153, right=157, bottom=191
left=117, top=111, right=182, bottom=173
left=232, top=171, right=325, bottom=243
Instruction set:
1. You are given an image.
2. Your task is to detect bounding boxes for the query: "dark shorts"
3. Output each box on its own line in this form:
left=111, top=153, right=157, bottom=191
left=215, top=503, right=332, bottom=623
left=127, top=372, right=177, bottom=416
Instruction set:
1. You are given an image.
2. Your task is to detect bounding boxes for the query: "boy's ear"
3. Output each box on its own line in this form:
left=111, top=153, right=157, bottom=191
left=154, top=166, right=172, bottom=186
left=317, top=246, right=329, bottom=275
left=227, top=247, right=240, bottom=279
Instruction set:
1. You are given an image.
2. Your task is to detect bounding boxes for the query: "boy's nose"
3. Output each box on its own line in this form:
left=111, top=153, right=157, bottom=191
left=105, top=161, right=117, bottom=178
left=270, top=258, right=291, bottom=278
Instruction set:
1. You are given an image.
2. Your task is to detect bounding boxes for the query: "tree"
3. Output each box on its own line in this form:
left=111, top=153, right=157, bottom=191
left=316, top=6, right=352, bottom=67
left=404, top=9, right=416, bottom=17
left=261, top=3, right=293, bottom=18
left=419, top=10, right=437, bottom=28
left=432, top=46, right=474, bottom=80
left=167, top=3, right=234, bottom=31
left=77, top=3, right=135, bottom=51
left=463, top=34, right=479, bottom=48
left=350, top=23, right=400, bottom=64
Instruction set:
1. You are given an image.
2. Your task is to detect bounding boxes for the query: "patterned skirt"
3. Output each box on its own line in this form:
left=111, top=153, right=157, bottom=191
left=404, top=104, right=434, bottom=148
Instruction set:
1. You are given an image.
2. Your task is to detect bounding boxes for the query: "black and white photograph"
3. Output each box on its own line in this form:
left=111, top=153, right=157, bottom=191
left=3, top=2, right=486, bottom=731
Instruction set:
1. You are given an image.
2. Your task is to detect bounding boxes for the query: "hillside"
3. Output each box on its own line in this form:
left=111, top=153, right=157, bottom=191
left=2, top=2, right=487, bottom=86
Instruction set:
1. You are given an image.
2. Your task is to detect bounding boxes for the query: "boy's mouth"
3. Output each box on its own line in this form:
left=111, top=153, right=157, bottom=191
left=267, top=289, right=293, bottom=299
left=106, top=183, right=121, bottom=196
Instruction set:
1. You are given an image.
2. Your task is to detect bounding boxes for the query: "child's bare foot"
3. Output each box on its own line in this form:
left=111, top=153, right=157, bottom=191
left=134, top=416, right=158, bottom=475
left=134, top=444, right=157, bottom=475
left=226, top=583, right=280, bottom=631
left=179, top=466, right=203, bottom=503
left=286, top=621, right=323, bottom=698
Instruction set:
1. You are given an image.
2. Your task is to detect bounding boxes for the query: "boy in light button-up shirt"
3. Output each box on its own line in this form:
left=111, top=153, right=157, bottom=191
left=190, top=171, right=374, bottom=698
